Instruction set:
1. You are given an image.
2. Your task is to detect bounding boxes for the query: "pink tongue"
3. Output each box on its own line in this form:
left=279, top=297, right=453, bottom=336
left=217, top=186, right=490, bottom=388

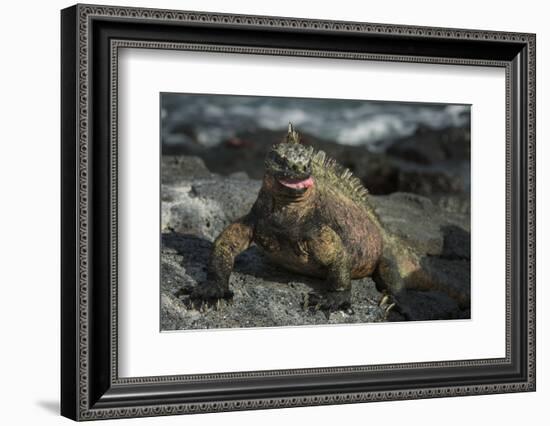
left=279, top=176, right=314, bottom=189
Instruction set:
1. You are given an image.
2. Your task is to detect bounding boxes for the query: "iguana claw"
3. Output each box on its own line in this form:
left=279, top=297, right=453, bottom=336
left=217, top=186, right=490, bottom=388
left=181, top=281, right=233, bottom=311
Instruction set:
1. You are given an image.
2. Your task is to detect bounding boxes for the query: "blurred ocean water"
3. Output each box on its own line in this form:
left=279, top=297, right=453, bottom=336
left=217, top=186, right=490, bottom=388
left=161, top=93, right=470, bottom=152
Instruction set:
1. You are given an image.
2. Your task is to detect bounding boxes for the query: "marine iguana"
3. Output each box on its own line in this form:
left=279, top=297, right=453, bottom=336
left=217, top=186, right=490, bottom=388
left=191, top=124, right=430, bottom=312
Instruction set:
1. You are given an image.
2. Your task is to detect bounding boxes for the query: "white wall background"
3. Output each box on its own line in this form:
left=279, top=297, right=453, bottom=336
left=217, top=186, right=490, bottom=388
left=0, top=0, right=547, bottom=424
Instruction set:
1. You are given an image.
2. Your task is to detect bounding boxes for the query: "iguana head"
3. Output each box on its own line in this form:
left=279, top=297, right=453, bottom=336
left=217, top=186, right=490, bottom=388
left=264, top=123, right=314, bottom=194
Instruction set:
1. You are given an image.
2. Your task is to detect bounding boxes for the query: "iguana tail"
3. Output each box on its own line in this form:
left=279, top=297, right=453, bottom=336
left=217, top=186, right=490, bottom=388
left=363, top=199, right=433, bottom=294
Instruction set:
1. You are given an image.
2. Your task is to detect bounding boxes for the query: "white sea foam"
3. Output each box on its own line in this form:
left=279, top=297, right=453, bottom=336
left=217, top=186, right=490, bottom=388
left=161, top=94, right=470, bottom=150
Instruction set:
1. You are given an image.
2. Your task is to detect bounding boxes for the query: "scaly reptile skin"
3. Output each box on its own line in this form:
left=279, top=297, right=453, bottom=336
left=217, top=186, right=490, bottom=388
left=191, top=124, right=428, bottom=312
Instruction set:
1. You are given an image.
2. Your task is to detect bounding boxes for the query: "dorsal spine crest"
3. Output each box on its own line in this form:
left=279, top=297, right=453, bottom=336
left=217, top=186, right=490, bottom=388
left=284, top=122, right=302, bottom=144
left=311, top=149, right=369, bottom=203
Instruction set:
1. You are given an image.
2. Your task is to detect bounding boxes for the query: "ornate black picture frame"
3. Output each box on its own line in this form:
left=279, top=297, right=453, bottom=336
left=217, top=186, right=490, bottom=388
left=61, top=3, right=536, bottom=421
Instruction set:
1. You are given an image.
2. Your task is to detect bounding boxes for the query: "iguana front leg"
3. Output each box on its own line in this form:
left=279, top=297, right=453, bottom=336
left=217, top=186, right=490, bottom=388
left=191, top=216, right=254, bottom=302
left=306, top=226, right=352, bottom=313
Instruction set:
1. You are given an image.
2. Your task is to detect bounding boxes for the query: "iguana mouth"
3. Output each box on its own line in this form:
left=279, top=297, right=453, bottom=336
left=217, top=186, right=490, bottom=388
left=277, top=176, right=314, bottom=190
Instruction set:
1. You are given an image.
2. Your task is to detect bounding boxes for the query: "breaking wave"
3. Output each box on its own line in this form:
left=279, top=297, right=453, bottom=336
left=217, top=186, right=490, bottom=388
left=161, top=94, right=470, bottom=152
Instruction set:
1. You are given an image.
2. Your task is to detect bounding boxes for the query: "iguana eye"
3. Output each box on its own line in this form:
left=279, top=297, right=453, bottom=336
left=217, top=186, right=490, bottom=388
left=273, top=155, right=287, bottom=167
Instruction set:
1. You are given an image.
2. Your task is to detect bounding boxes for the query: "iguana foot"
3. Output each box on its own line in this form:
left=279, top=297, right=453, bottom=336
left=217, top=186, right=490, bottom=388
left=304, top=290, right=353, bottom=316
left=183, top=282, right=233, bottom=311
left=376, top=290, right=399, bottom=319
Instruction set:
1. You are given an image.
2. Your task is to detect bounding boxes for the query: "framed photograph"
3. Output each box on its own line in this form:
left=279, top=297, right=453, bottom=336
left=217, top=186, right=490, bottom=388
left=61, top=4, right=536, bottom=421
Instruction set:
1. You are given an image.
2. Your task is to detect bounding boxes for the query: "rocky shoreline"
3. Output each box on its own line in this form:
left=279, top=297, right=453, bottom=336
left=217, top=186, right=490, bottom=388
left=160, top=154, right=471, bottom=330
left=164, top=126, right=471, bottom=214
